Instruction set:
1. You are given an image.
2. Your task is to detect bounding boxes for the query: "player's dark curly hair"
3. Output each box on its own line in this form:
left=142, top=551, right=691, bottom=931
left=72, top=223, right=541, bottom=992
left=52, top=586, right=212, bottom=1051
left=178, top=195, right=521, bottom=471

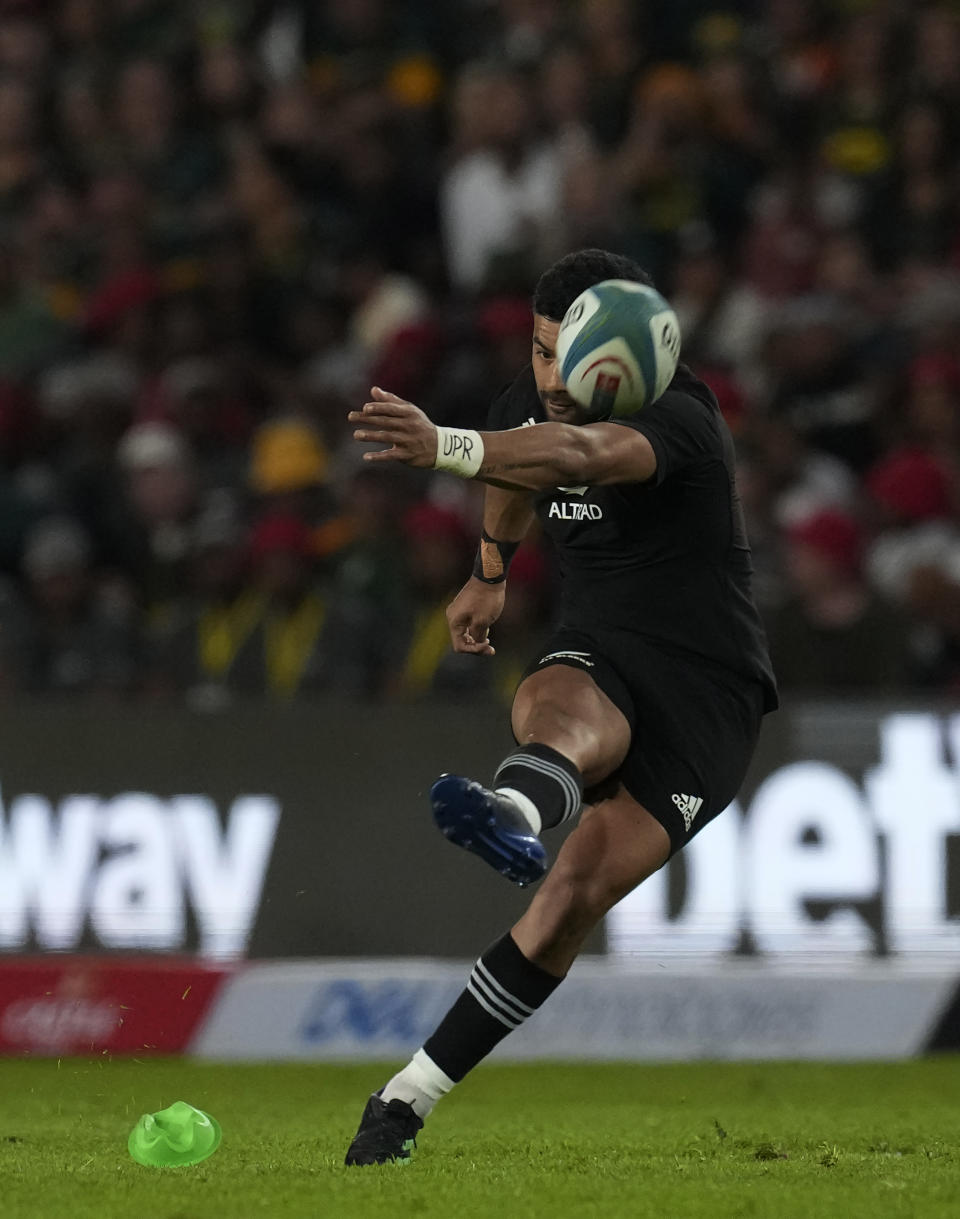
left=533, top=249, right=653, bottom=321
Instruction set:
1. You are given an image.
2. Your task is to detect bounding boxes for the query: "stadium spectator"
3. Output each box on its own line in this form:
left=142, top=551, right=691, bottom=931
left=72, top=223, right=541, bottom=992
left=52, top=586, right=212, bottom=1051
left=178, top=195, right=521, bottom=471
left=146, top=356, right=254, bottom=490
left=441, top=61, right=562, bottom=292
left=0, top=515, right=139, bottom=695
left=899, top=352, right=960, bottom=459
left=668, top=233, right=766, bottom=379
left=866, top=98, right=957, bottom=273
left=765, top=509, right=910, bottom=692
left=319, top=465, right=413, bottom=698
left=578, top=0, right=644, bottom=149
left=0, top=1, right=955, bottom=701
left=116, top=421, right=197, bottom=611
left=911, top=5, right=960, bottom=113
left=232, top=511, right=329, bottom=700
left=864, top=448, right=960, bottom=687
left=145, top=491, right=257, bottom=708
left=763, top=296, right=879, bottom=472
left=248, top=416, right=331, bottom=524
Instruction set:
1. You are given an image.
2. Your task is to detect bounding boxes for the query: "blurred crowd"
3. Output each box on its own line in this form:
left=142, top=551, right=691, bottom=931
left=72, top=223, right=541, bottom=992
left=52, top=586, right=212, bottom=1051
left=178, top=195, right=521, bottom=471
left=0, top=0, right=958, bottom=703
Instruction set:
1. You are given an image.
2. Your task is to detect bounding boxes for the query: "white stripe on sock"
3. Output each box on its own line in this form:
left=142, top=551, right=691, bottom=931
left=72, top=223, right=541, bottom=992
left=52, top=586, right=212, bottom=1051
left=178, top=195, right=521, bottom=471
left=469, top=968, right=528, bottom=1026
left=496, top=753, right=580, bottom=798
left=474, top=959, right=536, bottom=1017
left=516, top=760, right=577, bottom=828
left=466, top=977, right=520, bottom=1029
left=522, top=757, right=582, bottom=815
left=471, top=965, right=530, bottom=1017
left=496, top=755, right=581, bottom=822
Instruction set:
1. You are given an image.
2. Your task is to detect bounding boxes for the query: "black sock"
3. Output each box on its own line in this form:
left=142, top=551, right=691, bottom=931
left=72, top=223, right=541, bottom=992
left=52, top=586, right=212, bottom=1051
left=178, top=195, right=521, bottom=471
left=494, top=743, right=584, bottom=831
left=423, top=933, right=562, bottom=1082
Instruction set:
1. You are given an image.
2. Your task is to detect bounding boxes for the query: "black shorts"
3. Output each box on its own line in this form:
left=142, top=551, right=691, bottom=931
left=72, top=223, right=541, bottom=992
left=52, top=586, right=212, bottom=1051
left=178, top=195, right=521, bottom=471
left=519, top=628, right=765, bottom=856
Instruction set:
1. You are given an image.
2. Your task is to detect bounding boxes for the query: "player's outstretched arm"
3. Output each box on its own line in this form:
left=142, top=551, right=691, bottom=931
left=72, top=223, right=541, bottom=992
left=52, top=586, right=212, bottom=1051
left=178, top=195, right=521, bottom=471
left=349, top=387, right=657, bottom=490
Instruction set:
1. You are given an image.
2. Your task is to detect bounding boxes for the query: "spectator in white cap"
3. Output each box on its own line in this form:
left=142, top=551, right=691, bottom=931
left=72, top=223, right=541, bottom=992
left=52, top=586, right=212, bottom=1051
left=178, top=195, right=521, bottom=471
left=117, top=421, right=197, bottom=612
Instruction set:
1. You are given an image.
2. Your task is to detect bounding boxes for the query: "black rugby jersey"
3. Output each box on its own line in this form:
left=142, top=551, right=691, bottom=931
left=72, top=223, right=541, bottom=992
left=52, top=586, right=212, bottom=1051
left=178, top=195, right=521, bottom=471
left=487, top=364, right=778, bottom=710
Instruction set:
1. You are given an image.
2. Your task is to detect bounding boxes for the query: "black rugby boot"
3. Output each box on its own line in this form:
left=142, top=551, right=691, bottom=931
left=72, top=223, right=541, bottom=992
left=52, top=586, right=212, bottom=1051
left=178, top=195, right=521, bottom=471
left=344, top=1092, right=423, bottom=1166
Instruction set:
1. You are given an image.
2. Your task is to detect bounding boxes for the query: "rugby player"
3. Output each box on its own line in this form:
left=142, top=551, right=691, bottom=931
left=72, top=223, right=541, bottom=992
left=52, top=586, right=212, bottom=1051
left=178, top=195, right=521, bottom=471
left=344, top=249, right=777, bottom=1165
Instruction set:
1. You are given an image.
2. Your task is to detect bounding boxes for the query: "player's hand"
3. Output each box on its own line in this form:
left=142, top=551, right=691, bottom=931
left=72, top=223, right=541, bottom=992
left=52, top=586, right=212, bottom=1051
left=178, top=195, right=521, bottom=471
left=348, top=387, right=438, bottom=468
left=446, top=578, right=506, bottom=656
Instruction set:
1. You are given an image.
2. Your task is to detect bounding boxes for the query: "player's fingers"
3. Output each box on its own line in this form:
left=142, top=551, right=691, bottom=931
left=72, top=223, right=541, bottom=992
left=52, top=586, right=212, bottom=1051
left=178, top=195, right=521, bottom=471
left=461, top=628, right=495, bottom=656
left=361, top=448, right=401, bottom=462
left=353, top=427, right=399, bottom=443
left=371, top=386, right=410, bottom=405
left=453, top=637, right=496, bottom=655
left=361, top=401, right=410, bottom=418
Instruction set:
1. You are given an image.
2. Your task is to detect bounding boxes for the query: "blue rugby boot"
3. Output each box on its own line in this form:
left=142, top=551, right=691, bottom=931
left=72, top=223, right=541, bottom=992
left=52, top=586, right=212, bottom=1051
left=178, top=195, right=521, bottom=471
left=430, top=774, right=547, bottom=887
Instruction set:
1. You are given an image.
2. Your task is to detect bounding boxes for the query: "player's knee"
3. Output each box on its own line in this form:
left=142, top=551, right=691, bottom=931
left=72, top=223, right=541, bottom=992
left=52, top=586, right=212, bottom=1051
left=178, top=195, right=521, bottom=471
left=515, top=697, right=606, bottom=764
left=543, top=858, right=619, bottom=929
left=515, top=669, right=590, bottom=733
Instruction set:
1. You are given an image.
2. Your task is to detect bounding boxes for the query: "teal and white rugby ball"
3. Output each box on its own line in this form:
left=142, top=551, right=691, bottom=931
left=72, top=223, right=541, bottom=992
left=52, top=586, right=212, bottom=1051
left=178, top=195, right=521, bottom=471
left=555, top=279, right=681, bottom=419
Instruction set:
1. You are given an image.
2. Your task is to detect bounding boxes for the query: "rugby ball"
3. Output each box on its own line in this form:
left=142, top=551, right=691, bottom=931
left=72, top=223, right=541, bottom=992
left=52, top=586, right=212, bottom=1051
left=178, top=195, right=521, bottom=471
left=555, top=279, right=681, bottom=419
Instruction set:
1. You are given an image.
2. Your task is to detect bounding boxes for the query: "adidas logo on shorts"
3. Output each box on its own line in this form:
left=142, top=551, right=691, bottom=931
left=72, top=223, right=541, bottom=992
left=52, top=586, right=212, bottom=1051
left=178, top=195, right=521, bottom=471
left=671, top=792, right=703, bottom=831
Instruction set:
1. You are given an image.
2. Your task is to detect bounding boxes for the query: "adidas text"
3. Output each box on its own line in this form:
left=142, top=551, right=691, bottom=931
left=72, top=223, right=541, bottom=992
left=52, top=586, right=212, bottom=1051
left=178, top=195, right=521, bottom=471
left=672, top=792, right=703, bottom=832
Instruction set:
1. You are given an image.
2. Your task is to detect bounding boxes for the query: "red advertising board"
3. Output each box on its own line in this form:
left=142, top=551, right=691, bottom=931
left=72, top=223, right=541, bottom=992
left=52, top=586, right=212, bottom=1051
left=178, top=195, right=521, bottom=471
left=0, top=957, right=231, bottom=1055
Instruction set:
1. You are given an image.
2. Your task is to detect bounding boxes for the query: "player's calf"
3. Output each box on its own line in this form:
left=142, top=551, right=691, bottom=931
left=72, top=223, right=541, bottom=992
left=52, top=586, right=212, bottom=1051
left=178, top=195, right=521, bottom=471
left=345, top=932, right=561, bottom=1164
left=514, top=791, right=672, bottom=974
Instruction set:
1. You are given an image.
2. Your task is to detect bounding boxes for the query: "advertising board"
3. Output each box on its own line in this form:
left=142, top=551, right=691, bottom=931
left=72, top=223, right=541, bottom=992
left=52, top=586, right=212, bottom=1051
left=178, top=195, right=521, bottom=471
left=0, top=700, right=957, bottom=961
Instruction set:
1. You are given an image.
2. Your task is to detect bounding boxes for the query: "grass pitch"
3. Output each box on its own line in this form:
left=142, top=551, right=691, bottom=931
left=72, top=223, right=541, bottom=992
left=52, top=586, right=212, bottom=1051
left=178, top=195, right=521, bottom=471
left=1, top=1058, right=959, bottom=1218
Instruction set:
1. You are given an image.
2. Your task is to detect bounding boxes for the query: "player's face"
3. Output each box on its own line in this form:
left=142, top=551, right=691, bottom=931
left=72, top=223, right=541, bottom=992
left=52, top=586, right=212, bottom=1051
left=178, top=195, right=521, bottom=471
left=532, top=314, right=592, bottom=425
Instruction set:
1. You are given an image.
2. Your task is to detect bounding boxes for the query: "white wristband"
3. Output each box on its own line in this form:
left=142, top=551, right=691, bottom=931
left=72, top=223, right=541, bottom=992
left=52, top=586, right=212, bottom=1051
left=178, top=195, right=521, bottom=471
left=433, top=427, right=485, bottom=478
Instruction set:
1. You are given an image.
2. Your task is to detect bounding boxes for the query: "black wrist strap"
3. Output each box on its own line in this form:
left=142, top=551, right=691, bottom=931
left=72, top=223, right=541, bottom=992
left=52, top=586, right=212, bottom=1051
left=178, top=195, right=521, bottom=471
left=473, top=530, right=519, bottom=584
